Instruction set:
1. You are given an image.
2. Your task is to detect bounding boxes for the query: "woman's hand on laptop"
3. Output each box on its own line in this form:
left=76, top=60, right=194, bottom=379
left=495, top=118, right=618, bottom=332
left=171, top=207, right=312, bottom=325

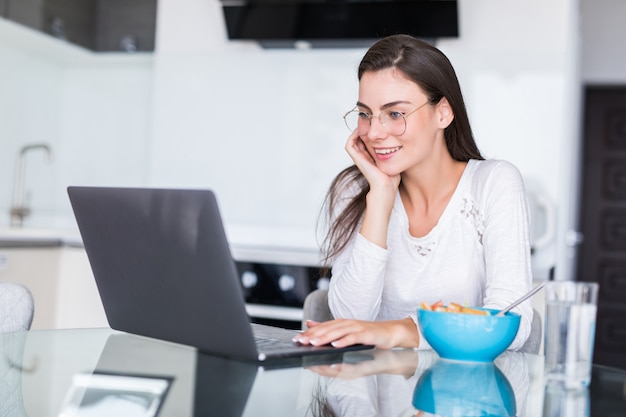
left=293, top=317, right=419, bottom=349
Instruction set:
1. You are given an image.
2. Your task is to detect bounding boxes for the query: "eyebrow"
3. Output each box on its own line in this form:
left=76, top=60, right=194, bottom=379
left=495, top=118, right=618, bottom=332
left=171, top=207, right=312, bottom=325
left=356, top=100, right=413, bottom=112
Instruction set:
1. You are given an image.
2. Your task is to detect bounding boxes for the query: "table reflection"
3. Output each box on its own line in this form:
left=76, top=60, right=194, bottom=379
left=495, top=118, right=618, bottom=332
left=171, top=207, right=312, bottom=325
left=57, top=372, right=172, bottom=417
left=543, top=383, right=589, bottom=417
left=0, top=332, right=34, bottom=417
left=3, top=328, right=621, bottom=417
left=412, top=359, right=517, bottom=416
left=305, top=350, right=530, bottom=417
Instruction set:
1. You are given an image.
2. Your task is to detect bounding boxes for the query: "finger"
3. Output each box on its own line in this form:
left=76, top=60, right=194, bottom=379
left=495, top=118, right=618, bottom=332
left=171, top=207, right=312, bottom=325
left=305, top=320, right=320, bottom=329
left=309, top=321, right=367, bottom=347
left=329, top=332, right=363, bottom=348
left=296, top=320, right=355, bottom=346
left=297, top=320, right=331, bottom=340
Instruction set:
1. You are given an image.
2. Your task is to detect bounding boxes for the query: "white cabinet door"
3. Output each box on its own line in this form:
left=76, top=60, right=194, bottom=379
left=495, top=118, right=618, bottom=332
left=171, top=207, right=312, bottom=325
left=0, top=246, right=107, bottom=329
left=56, top=247, right=108, bottom=329
left=0, top=247, right=61, bottom=329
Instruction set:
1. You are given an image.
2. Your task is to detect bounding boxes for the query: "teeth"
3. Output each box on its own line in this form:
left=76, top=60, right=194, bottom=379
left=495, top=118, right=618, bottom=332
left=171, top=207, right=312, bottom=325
left=375, top=147, right=401, bottom=155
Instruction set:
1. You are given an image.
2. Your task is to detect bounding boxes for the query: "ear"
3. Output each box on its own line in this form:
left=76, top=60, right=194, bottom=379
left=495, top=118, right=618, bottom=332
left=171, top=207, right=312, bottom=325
left=436, top=97, right=454, bottom=129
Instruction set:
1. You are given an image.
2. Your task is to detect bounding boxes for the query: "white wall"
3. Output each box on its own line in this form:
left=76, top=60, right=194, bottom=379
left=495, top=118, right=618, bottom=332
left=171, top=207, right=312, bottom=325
left=0, top=21, right=64, bottom=226
left=0, top=19, right=154, bottom=228
left=3, top=0, right=621, bottom=278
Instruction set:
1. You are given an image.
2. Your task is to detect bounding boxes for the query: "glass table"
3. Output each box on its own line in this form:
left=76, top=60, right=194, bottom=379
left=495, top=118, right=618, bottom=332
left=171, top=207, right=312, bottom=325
left=0, top=328, right=624, bottom=416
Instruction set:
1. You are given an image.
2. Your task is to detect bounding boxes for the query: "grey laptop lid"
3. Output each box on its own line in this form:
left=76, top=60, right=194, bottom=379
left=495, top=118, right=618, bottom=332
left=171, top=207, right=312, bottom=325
left=67, top=186, right=372, bottom=362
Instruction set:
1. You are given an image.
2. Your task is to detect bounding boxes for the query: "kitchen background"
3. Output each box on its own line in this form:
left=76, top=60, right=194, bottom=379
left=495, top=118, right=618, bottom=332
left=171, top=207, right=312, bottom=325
left=0, top=1, right=624, bottom=332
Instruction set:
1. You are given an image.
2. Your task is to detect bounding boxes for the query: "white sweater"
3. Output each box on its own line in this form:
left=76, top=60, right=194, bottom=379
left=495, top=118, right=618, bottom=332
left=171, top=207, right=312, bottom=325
left=327, top=159, right=533, bottom=351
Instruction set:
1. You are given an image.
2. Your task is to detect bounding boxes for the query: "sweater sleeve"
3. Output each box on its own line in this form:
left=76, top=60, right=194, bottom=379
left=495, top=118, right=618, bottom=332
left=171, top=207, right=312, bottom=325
left=479, top=161, right=533, bottom=351
left=327, top=233, right=389, bottom=321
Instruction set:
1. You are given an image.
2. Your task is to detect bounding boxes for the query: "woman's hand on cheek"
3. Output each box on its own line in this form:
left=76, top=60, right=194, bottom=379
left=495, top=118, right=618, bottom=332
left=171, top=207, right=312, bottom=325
left=345, top=131, right=383, bottom=182
left=345, top=129, right=374, bottom=165
left=345, top=130, right=400, bottom=195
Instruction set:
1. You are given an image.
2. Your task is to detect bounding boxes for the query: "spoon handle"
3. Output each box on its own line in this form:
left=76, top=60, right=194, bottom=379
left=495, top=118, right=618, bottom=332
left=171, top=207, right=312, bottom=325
left=495, top=282, right=546, bottom=316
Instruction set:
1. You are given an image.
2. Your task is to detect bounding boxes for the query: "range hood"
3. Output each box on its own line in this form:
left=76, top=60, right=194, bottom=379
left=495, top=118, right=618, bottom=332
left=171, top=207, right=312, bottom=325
left=221, top=0, right=458, bottom=48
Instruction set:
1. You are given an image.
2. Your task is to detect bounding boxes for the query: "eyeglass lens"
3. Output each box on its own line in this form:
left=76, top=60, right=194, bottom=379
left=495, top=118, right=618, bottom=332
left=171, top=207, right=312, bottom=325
left=344, top=110, right=407, bottom=136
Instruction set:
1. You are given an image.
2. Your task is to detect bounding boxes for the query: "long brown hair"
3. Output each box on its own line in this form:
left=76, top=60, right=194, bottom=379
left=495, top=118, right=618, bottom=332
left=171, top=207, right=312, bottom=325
left=319, top=35, right=483, bottom=268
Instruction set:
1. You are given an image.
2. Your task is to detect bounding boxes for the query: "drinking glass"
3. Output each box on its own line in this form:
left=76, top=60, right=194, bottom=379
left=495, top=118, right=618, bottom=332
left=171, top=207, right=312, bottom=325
left=544, top=281, right=599, bottom=388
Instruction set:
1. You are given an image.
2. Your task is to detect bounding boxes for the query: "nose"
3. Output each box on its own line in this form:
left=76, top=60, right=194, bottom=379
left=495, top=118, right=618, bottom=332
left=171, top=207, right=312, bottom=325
left=365, top=115, right=388, bottom=139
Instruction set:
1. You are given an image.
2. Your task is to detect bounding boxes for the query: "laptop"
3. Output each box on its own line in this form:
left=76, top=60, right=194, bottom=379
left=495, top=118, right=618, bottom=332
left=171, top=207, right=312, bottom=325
left=67, top=186, right=373, bottom=362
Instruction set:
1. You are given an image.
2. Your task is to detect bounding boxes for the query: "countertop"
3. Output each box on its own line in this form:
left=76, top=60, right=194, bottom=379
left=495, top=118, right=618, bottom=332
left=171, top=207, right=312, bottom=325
left=0, top=226, right=322, bottom=266
left=0, top=227, right=84, bottom=248
left=0, top=226, right=551, bottom=279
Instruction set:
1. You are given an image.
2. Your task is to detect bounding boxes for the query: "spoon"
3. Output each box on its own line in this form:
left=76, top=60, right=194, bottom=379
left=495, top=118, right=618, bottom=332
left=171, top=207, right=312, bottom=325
left=495, top=282, right=545, bottom=316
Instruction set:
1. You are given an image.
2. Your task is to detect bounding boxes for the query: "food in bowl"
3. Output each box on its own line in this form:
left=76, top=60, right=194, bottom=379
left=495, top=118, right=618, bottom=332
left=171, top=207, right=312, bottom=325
left=417, top=304, right=521, bottom=362
left=420, top=300, right=490, bottom=315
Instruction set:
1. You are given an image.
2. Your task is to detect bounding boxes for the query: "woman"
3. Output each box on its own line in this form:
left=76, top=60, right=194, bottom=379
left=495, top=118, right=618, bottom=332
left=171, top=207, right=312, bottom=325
left=294, top=34, right=532, bottom=350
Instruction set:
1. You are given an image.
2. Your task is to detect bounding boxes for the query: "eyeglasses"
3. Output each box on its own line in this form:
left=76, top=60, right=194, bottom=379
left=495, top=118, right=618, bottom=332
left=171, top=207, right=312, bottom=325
left=342, top=101, right=429, bottom=136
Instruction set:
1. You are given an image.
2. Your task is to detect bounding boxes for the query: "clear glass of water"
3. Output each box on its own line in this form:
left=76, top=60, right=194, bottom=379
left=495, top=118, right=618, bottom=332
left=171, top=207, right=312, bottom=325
left=542, top=383, right=590, bottom=417
left=544, top=281, right=599, bottom=389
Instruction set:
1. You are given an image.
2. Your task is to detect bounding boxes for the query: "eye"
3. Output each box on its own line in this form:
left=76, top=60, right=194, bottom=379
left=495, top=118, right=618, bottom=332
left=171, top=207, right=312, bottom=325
left=357, top=111, right=371, bottom=120
left=387, top=110, right=405, bottom=120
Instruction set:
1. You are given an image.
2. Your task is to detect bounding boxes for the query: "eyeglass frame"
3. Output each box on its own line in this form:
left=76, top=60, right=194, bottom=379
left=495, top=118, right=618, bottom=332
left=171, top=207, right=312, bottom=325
left=342, top=101, right=430, bottom=136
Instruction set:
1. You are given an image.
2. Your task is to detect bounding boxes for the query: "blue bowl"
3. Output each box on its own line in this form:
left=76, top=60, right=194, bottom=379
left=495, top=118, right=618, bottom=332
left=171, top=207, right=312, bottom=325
left=417, top=307, right=520, bottom=362
left=412, top=359, right=517, bottom=417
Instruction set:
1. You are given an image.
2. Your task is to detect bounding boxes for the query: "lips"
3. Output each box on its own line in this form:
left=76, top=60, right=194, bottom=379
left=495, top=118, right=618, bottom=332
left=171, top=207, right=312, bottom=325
left=374, top=146, right=402, bottom=155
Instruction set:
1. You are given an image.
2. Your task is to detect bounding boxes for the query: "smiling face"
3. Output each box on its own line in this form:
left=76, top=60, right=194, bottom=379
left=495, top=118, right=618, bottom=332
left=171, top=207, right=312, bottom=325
left=357, top=68, right=454, bottom=177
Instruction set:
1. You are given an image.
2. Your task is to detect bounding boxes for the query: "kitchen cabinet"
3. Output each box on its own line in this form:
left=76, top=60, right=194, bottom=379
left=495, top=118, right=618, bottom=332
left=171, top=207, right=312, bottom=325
left=0, top=247, right=61, bottom=329
left=4, top=0, right=45, bottom=31
left=93, top=0, right=157, bottom=52
left=42, top=0, right=96, bottom=50
left=2, top=0, right=156, bottom=52
left=0, top=0, right=9, bottom=17
left=0, top=244, right=107, bottom=330
left=55, top=247, right=108, bottom=329
left=8, top=0, right=43, bottom=25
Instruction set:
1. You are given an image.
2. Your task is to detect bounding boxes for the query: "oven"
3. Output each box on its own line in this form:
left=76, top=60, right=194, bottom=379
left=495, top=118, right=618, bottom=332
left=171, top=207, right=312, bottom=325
left=232, top=245, right=329, bottom=329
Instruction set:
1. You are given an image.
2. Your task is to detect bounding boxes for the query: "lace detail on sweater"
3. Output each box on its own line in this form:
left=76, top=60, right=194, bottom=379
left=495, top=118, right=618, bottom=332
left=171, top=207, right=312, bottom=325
left=410, top=240, right=438, bottom=257
left=460, top=197, right=485, bottom=244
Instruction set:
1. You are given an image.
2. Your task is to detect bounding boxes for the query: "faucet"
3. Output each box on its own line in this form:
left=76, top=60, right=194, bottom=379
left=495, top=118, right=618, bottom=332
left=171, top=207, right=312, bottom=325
left=10, top=143, right=53, bottom=228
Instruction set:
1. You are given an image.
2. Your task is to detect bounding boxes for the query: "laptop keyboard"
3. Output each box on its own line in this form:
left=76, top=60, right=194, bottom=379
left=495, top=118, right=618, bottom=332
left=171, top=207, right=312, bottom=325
left=254, top=336, right=296, bottom=351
